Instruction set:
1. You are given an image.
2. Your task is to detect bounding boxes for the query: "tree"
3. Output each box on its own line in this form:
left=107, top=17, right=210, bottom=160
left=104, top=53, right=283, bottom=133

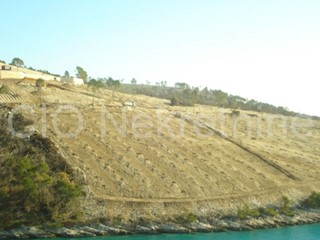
left=87, top=78, right=104, bottom=104
left=106, top=78, right=120, bottom=88
left=0, top=156, right=82, bottom=228
left=36, top=79, right=45, bottom=87
left=76, top=66, right=88, bottom=83
left=11, top=58, right=24, bottom=68
left=171, top=94, right=181, bottom=106
left=105, top=78, right=121, bottom=100
left=64, top=70, right=70, bottom=78
left=191, top=87, right=199, bottom=104
left=214, top=90, right=228, bottom=107
left=36, top=78, right=45, bottom=94
left=131, top=78, right=137, bottom=85
left=160, top=81, right=167, bottom=87
left=175, top=82, right=189, bottom=89
left=89, top=78, right=104, bottom=88
left=111, top=80, right=121, bottom=90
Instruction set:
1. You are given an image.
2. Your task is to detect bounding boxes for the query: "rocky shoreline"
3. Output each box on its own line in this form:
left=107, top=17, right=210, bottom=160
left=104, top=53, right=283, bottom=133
left=1, top=209, right=320, bottom=239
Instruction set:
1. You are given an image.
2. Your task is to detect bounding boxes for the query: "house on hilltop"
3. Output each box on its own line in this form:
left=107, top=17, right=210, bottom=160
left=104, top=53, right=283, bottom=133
left=0, top=62, right=61, bottom=82
left=61, top=77, right=84, bottom=85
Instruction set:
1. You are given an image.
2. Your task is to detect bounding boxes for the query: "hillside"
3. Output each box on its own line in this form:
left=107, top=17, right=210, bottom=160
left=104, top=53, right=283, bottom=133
left=0, top=62, right=60, bottom=81
left=1, top=79, right=320, bottom=222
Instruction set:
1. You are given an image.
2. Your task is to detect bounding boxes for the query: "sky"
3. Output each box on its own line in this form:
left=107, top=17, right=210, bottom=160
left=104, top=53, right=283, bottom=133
left=1, top=0, right=320, bottom=116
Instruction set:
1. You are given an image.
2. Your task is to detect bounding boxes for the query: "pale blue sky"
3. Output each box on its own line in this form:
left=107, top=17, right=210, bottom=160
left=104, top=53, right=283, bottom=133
left=1, top=0, right=320, bottom=115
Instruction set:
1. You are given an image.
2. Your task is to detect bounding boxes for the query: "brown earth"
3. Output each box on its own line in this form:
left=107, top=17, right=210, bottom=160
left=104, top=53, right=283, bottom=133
left=1, top=79, right=320, bottom=221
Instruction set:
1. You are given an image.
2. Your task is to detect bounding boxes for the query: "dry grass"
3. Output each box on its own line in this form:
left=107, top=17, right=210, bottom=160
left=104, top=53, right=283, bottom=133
left=1, top=79, right=320, bottom=220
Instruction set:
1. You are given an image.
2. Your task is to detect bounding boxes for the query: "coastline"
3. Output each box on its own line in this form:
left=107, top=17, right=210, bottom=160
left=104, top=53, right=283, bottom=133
left=1, top=209, right=320, bottom=239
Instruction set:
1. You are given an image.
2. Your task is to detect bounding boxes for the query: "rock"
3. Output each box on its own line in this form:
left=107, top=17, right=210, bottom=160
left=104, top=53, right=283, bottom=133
left=255, top=218, right=269, bottom=228
left=282, top=216, right=295, bottom=226
left=140, top=222, right=158, bottom=230
left=92, top=224, right=128, bottom=235
left=8, top=229, right=26, bottom=238
left=216, top=220, right=229, bottom=231
left=2, top=209, right=320, bottom=238
left=135, top=225, right=156, bottom=234
left=118, top=223, right=135, bottom=233
left=0, top=230, right=13, bottom=239
left=225, top=221, right=243, bottom=231
left=20, top=226, right=54, bottom=238
left=197, top=216, right=210, bottom=224
left=273, top=216, right=287, bottom=226
left=157, top=224, right=189, bottom=233
left=291, top=216, right=303, bottom=225
left=245, top=219, right=260, bottom=229
left=185, top=222, right=214, bottom=232
left=264, top=218, right=278, bottom=228
left=48, top=227, right=95, bottom=238
left=77, top=226, right=108, bottom=236
left=239, top=225, right=253, bottom=231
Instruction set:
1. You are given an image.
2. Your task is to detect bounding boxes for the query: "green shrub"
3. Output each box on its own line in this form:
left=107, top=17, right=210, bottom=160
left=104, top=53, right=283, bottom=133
left=280, top=208, right=294, bottom=217
left=280, top=196, right=294, bottom=216
left=0, top=84, right=10, bottom=94
left=237, top=205, right=250, bottom=220
left=259, top=207, right=279, bottom=217
left=36, top=78, right=45, bottom=87
left=112, top=215, right=125, bottom=225
left=0, top=156, right=82, bottom=229
left=175, top=213, right=197, bottom=224
left=171, top=95, right=181, bottom=106
left=250, top=209, right=261, bottom=218
left=238, top=205, right=282, bottom=220
left=232, top=109, right=240, bottom=117
left=237, top=205, right=261, bottom=220
left=302, top=192, right=320, bottom=209
left=11, top=112, right=34, bottom=132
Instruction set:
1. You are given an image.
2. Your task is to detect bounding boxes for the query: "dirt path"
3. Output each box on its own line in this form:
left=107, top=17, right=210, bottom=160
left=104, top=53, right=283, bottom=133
left=94, top=179, right=320, bottom=203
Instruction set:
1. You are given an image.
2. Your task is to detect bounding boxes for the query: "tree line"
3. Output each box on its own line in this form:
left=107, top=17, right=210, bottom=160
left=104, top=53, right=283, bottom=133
left=118, top=81, right=319, bottom=119
left=2, top=57, right=318, bottom=119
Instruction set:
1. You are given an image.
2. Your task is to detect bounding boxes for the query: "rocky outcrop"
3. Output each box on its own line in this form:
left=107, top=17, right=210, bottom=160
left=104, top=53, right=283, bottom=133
left=157, top=224, right=189, bottom=233
left=1, top=210, right=320, bottom=239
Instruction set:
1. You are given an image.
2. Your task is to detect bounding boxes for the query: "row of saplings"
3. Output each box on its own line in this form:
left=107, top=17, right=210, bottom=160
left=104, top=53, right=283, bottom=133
left=0, top=79, right=45, bottom=95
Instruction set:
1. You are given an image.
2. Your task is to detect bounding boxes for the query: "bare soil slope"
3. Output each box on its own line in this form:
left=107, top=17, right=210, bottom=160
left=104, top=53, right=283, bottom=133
left=1, top=79, right=320, bottom=220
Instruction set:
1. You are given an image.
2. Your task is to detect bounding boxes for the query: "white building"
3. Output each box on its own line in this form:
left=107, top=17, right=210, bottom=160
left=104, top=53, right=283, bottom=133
left=61, top=77, right=84, bottom=85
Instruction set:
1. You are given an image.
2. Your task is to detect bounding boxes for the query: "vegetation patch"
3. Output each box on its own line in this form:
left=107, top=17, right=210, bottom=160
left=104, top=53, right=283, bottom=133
left=0, top=106, right=83, bottom=230
left=175, top=213, right=197, bottom=224
left=36, top=78, right=45, bottom=88
left=170, top=88, right=199, bottom=107
left=279, top=196, right=294, bottom=216
left=237, top=196, right=296, bottom=220
left=302, top=192, right=320, bottom=209
left=259, top=207, right=279, bottom=217
left=231, top=109, right=241, bottom=117
left=0, top=84, right=11, bottom=94
left=237, top=205, right=261, bottom=220
left=235, top=193, right=320, bottom=221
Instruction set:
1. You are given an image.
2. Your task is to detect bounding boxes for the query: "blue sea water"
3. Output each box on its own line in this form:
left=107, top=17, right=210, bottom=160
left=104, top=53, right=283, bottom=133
left=42, top=223, right=320, bottom=240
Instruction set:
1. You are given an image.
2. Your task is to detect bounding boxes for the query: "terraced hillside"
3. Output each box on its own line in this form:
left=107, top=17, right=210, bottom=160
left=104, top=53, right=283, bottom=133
left=1, top=79, right=320, bottom=220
